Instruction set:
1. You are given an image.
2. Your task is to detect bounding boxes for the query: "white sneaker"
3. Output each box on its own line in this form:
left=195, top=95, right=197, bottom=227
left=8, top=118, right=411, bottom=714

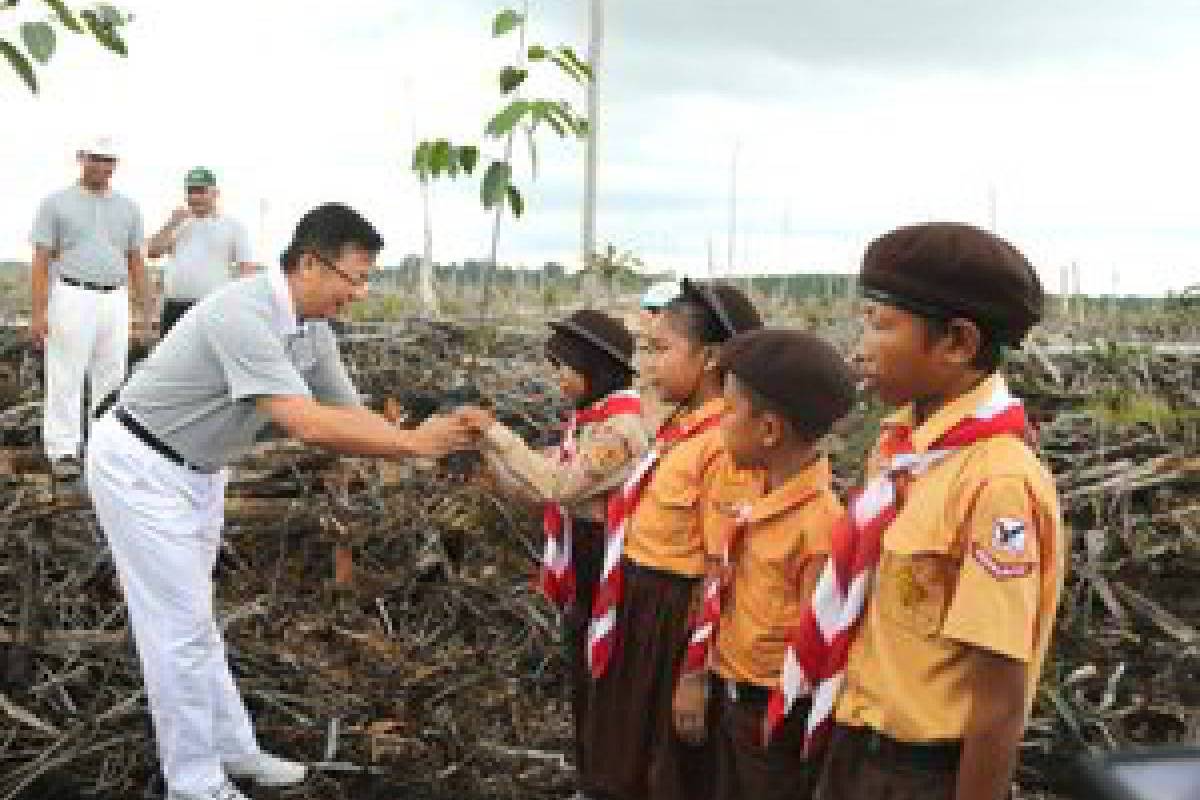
left=223, top=751, right=307, bottom=787
left=166, top=780, right=250, bottom=800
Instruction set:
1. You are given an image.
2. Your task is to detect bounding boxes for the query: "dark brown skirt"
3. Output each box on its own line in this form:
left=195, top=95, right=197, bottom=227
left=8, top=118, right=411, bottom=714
left=565, top=518, right=604, bottom=782
left=579, top=558, right=713, bottom=800
left=713, top=679, right=816, bottom=800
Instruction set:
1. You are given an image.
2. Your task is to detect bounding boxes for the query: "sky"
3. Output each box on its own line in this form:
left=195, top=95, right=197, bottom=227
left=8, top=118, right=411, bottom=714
left=3, top=0, right=1200, bottom=295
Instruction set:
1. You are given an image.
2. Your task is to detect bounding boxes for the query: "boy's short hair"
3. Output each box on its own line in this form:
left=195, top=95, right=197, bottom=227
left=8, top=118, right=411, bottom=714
left=719, top=328, right=857, bottom=440
left=859, top=222, right=1044, bottom=347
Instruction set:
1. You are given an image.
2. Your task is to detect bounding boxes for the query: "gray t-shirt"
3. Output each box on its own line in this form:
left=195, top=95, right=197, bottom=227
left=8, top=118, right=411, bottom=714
left=164, top=214, right=253, bottom=301
left=119, top=267, right=361, bottom=470
left=30, top=185, right=143, bottom=287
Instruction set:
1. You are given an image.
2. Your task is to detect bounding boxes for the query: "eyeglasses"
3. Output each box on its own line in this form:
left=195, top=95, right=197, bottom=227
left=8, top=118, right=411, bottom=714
left=84, top=154, right=118, bottom=165
left=310, top=251, right=371, bottom=288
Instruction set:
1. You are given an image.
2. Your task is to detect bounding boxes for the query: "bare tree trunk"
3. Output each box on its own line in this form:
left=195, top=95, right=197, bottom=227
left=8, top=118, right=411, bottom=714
left=419, top=177, right=439, bottom=317
left=581, top=0, right=603, bottom=298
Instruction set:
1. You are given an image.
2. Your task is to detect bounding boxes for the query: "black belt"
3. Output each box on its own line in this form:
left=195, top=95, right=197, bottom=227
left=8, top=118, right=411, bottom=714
left=714, top=675, right=772, bottom=706
left=114, top=407, right=204, bottom=472
left=842, top=724, right=961, bottom=772
left=61, top=275, right=122, bottom=292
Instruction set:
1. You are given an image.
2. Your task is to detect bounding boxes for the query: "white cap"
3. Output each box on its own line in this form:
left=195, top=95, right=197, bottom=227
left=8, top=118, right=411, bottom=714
left=640, top=279, right=682, bottom=310
left=78, top=135, right=119, bottom=158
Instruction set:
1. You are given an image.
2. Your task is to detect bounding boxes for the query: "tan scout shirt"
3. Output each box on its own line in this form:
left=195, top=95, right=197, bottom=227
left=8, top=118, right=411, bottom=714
left=712, top=457, right=842, bottom=688
left=834, top=373, right=1065, bottom=743
left=482, top=401, right=649, bottom=524
left=623, top=398, right=763, bottom=578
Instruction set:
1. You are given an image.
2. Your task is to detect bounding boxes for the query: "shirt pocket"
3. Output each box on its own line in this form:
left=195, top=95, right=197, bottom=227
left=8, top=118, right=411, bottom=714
left=645, top=469, right=701, bottom=543
left=875, top=502, right=957, bottom=637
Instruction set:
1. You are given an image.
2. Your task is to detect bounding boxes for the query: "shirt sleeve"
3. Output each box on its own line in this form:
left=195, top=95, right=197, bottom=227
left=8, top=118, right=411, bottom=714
left=30, top=196, right=57, bottom=249
left=305, top=323, right=361, bottom=407
left=483, top=415, right=640, bottom=506
left=941, top=475, right=1042, bottom=662
left=201, top=304, right=311, bottom=402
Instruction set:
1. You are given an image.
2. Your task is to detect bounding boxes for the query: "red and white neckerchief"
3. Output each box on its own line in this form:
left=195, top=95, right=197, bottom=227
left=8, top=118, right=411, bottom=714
left=763, top=380, right=1030, bottom=753
left=683, top=482, right=824, bottom=674
left=540, top=390, right=642, bottom=609
left=587, top=408, right=724, bottom=679
left=682, top=502, right=753, bottom=674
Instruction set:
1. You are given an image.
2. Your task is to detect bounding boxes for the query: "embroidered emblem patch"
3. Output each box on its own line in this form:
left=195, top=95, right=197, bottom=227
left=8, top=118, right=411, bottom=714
left=991, top=517, right=1028, bottom=554
left=971, top=542, right=1033, bottom=580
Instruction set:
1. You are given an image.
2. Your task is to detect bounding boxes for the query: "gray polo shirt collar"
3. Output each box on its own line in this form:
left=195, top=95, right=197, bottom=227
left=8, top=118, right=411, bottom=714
left=266, top=264, right=300, bottom=337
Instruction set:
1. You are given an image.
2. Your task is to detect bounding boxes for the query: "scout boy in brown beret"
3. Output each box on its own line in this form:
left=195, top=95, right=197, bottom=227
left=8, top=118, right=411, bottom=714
left=804, top=222, right=1064, bottom=800
left=671, top=328, right=856, bottom=800
left=455, top=309, right=648, bottom=800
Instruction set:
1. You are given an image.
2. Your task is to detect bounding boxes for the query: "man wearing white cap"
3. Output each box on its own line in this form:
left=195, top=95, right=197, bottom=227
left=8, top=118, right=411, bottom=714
left=147, top=166, right=256, bottom=336
left=30, top=135, right=152, bottom=480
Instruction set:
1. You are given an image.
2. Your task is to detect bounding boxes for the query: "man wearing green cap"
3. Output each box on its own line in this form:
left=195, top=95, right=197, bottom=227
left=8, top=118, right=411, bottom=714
left=148, top=167, right=255, bottom=335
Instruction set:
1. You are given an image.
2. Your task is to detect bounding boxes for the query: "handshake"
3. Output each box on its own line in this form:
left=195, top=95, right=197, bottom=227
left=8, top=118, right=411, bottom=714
left=388, top=388, right=501, bottom=460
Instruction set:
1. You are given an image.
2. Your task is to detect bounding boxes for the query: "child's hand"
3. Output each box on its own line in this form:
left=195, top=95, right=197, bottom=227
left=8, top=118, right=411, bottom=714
left=672, top=670, right=710, bottom=746
left=454, top=405, right=495, bottom=435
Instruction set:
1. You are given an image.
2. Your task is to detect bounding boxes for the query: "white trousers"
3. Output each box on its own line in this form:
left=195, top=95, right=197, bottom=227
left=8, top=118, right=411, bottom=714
left=43, top=281, right=129, bottom=459
left=87, top=414, right=258, bottom=795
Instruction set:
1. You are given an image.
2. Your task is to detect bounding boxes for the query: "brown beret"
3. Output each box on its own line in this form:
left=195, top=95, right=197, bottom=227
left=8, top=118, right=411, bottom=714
left=719, top=328, right=857, bottom=436
left=676, top=278, right=763, bottom=341
left=859, top=222, right=1044, bottom=345
left=547, top=309, right=635, bottom=371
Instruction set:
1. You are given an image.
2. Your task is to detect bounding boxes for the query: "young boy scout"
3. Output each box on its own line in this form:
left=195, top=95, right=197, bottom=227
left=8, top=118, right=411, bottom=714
left=813, top=222, right=1065, bottom=800
left=673, top=328, right=856, bottom=800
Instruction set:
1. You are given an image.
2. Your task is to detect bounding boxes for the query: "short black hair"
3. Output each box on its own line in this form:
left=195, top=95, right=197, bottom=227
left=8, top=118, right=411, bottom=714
left=922, top=316, right=1005, bottom=372
left=662, top=280, right=762, bottom=346
left=662, top=295, right=726, bottom=346
left=280, top=203, right=384, bottom=273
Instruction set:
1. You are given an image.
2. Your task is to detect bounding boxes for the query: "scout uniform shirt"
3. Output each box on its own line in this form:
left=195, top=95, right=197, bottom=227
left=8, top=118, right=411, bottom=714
left=712, top=456, right=842, bottom=688
left=482, top=402, right=649, bottom=521
left=118, top=266, right=360, bottom=471
left=622, top=398, right=761, bottom=579
left=834, top=373, right=1064, bottom=742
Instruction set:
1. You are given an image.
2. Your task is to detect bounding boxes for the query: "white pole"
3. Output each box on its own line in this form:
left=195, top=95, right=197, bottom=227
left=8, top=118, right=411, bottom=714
left=582, top=0, right=603, bottom=292
left=727, top=141, right=739, bottom=277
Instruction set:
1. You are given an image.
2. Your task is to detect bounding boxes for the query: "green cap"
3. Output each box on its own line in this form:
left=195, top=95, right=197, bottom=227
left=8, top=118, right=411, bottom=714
left=184, top=166, right=217, bottom=188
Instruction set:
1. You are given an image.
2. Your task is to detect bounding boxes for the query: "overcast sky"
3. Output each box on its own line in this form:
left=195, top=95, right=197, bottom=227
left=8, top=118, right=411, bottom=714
left=3, top=0, right=1199, bottom=295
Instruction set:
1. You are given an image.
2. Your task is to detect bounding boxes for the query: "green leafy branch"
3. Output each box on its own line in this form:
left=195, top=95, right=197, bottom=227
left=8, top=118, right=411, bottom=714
left=410, top=6, right=591, bottom=219
left=1, top=1, right=132, bottom=92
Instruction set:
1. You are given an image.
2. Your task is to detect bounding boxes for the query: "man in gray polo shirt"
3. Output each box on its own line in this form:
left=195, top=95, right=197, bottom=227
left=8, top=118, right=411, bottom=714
left=86, top=203, right=471, bottom=800
left=30, top=134, right=153, bottom=478
left=147, top=166, right=256, bottom=335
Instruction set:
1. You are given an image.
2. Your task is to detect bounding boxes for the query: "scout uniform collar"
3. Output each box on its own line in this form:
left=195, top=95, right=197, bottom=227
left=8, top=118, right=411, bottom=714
left=662, top=396, right=726, bottom=441
left=266, top=264, right=300, bottom=338
left=742, top=456, right=829, bottom=526
left=881, top=373, right=1010, bottom=455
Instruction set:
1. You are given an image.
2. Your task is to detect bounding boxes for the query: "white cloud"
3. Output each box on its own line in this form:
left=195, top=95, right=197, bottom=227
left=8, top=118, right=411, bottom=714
left=2, top=0, right=1198, bottom=295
